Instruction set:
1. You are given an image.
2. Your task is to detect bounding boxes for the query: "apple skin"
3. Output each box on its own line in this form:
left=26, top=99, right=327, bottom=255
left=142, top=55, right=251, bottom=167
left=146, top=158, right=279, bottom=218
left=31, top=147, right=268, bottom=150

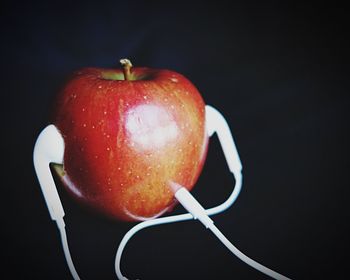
left=52, top=66, right=208, bottom=221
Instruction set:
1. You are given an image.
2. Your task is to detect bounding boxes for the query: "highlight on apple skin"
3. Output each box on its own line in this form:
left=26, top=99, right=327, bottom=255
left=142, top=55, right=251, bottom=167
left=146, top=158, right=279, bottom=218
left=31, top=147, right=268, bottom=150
left=51, top=59, right=209, bottom=221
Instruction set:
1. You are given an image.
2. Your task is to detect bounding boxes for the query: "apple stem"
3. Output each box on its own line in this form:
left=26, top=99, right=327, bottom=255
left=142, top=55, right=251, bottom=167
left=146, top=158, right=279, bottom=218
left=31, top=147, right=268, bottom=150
left=120, top=58, right=133, bottom=81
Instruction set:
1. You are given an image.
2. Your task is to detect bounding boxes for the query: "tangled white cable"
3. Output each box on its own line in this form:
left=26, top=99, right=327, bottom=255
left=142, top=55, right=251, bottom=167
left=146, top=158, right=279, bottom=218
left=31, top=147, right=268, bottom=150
left=33, top=105, right=291, bottom=280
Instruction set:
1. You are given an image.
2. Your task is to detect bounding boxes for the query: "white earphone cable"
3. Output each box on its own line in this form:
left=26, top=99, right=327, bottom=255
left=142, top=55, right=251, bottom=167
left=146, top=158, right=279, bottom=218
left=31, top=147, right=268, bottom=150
left=57, top=218, right=81, bottom=280
left=208, top=222, right=291, bottom=280
left=175, top=185, right=292, bottom=280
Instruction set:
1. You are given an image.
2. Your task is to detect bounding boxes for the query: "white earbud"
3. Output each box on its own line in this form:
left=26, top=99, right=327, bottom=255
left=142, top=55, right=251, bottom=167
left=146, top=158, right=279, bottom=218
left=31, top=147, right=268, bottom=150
left=205, top=105, right=242, bottom=174
left=33, top=124, right=65, bottom=222
left=33, top=124, right=81, bottom=280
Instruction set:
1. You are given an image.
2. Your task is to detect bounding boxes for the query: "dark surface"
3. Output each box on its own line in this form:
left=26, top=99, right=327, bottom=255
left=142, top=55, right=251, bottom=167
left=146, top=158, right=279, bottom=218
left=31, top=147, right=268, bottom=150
left=1, top=2, right=349, bottom=279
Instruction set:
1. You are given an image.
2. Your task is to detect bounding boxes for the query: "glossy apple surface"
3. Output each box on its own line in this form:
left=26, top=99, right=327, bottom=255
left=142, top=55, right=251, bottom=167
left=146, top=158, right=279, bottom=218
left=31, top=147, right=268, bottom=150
left=52, top=63, right=208, bottom=221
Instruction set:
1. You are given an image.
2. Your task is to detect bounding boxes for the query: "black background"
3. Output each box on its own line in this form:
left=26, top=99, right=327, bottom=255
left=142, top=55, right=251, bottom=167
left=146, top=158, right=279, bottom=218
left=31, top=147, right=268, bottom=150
left=1, top=2, right=349, bottom=279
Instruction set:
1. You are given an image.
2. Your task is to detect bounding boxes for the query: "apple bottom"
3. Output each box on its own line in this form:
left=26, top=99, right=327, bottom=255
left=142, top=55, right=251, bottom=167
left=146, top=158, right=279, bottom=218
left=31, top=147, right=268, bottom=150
left=52, top=164, right=194, bottom=221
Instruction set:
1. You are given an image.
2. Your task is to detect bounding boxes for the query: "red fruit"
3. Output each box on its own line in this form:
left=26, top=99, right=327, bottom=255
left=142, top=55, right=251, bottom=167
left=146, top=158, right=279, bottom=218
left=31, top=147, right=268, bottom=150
left=52, top=59, right=208, bottom=221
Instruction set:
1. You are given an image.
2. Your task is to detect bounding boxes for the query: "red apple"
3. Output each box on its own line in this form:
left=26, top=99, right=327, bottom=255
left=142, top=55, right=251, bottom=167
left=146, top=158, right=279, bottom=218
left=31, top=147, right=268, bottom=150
left=51, top=59, right=208, bottom=221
